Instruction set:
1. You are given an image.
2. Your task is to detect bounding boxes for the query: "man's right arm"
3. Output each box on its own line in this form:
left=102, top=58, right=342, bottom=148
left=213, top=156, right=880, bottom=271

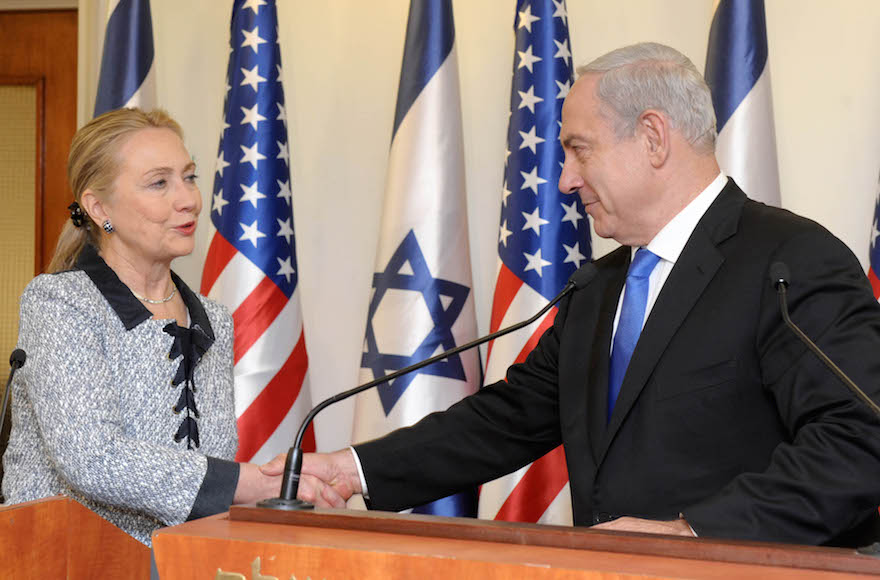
left=293, top=291, right=580, bottom=512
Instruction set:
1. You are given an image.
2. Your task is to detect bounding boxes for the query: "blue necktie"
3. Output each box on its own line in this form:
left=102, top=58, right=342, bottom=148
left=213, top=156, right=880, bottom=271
left=608, top=248, right=661, bottom=420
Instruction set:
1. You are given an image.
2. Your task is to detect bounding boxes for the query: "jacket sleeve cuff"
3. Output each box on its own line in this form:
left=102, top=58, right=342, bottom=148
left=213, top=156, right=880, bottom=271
left=186, top=457, right=240, bottom=521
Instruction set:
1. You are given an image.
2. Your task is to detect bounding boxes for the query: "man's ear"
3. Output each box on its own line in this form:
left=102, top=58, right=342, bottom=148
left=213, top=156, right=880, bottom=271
left=79, top=189, right=107, bottom=230
left=638, top=109, right=670, bottom=168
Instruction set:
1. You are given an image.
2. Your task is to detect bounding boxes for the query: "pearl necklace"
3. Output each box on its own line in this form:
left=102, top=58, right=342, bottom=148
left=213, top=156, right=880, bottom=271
left=132, top=285, right=177, bottom=304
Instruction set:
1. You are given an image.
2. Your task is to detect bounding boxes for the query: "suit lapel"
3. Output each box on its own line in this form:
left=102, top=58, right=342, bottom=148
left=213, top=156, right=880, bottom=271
left=586, top=249, right=629, bottom=462
left=598, top=180, right=746, bottom=462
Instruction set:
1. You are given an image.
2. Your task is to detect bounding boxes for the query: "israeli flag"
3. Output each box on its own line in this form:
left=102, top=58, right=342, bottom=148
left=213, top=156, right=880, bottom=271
left=705, top=0, right=781, bottom=206
left=94, top=0, right=156, bottom=116
left=352, top=0, right=480, bottom=517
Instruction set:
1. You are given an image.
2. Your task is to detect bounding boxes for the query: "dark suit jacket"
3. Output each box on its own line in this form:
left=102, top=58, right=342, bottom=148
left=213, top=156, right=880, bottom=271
left=356, top=180, right=880, bottom=546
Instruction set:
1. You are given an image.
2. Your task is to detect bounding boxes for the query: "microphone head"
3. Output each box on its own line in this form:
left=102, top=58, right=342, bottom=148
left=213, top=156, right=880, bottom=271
left=10, top=349, right=25, bottom=368
left=769, top=262, right=790, bottom=289
left=568, top=263, right=598, bottom=290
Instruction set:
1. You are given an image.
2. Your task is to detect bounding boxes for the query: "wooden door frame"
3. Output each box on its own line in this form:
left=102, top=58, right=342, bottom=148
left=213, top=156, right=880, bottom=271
left=0, top=10, right=77, bottom=274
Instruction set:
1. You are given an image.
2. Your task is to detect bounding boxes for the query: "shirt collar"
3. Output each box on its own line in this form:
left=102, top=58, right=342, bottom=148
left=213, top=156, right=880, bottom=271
left=638, top=172, right=728, bottom=264
left=76, top=244, right=213, bottom=339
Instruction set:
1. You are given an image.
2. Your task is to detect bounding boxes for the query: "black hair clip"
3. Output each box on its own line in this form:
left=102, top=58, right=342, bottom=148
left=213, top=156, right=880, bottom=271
left=68, top=201, right=85, bottom=228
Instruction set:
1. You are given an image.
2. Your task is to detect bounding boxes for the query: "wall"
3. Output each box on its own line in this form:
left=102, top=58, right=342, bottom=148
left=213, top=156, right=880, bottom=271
left=78, top=0, right=880, bottom=452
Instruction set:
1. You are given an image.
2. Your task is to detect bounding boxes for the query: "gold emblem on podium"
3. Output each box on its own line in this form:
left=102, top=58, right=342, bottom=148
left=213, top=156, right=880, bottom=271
left=215, top=556, right=324, bottom=580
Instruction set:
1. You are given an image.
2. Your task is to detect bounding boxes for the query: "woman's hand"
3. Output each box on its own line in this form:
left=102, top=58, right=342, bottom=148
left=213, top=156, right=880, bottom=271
left=233, top=462, right=283, bottom=505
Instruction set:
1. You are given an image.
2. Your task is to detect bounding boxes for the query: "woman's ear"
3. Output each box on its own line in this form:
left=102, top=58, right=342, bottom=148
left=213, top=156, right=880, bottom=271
left=79, top=189, right=107, bottom=230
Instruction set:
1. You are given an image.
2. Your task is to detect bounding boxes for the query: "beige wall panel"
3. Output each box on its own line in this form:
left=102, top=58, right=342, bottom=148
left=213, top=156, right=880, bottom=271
left=0, top=85, right=36, bottom=383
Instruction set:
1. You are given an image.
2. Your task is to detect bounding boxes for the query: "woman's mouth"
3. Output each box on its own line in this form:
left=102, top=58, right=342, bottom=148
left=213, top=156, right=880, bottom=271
left=174, top=221, right=196, bottom=235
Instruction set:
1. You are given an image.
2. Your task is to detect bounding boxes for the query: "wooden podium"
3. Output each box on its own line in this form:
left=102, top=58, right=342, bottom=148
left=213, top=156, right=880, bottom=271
left=153, top=505, right=880, bottom=579
left=0, top=495, right=150, bottom=578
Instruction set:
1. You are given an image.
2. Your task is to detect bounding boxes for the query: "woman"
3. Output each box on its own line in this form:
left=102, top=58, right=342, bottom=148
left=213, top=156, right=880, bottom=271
left=1, top=108, right=280, bottom=546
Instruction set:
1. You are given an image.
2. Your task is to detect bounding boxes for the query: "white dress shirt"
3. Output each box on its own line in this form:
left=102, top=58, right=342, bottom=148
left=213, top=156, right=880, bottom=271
left=611, top=173, right=728, bottom=342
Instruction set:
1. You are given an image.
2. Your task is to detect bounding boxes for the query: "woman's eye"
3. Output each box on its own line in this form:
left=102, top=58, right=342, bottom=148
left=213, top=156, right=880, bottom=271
left=184, top=174, right=199, bottom=183
left=150, top=179, right=167, bottom=189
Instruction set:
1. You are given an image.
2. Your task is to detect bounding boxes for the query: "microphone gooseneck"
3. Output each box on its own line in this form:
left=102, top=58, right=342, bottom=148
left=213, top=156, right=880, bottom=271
left=257, top=264, right=599, bottom=510
left=769, top=262, right=880, bottom=419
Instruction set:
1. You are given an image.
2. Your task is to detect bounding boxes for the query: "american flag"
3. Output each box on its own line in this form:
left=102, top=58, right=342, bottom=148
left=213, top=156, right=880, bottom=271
left=201, top=0, right=314, bottom=464
left=352, top=0, right=480, bottom=517
left=869, top=171, right=880, bottom=299
left=94, top=0, right=156, bottom=116
left=477, top=0, right=591, bottom=525
left=705, top=0, right=781, bottom=206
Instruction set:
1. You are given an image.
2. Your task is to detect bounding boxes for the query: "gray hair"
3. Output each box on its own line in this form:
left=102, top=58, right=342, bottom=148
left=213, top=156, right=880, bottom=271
left=577, top=42, right=716, bottom=153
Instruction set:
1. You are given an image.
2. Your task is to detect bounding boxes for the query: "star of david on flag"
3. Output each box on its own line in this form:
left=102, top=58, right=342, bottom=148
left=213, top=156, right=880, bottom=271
left=363, top=230, right=470, bottom=415
left=478, top=0, right=591, bottom=527
left=352, top=0, right=480, bottom=518
left=201, top=0, right=314, bottom=464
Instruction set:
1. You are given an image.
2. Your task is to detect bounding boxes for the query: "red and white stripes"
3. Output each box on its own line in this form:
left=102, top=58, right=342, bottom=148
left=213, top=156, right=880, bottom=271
left=478, top=261, right=572, bottom=525
left=202, top=233, right=314, bottom=464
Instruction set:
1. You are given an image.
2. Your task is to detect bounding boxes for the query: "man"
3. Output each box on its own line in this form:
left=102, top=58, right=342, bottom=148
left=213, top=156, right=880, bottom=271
left=289, top=43, right=880, bottom=546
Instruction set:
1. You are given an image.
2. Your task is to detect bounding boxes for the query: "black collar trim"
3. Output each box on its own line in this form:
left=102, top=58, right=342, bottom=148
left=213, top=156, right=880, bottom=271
left=172, top=270, right=215, bottom=342
left=76, top=244, right=214, bottom=339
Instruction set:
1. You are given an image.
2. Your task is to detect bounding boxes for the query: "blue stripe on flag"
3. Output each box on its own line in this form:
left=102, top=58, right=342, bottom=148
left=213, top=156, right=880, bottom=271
left=94, top=0, right=154, bottom=116
left=391, top=0, right=455, bottom=137
left=705, top=0, right=768, bottom=131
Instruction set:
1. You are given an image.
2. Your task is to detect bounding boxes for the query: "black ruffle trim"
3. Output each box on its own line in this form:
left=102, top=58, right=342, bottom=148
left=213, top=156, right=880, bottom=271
left=164, top=322, right=213, bottom=450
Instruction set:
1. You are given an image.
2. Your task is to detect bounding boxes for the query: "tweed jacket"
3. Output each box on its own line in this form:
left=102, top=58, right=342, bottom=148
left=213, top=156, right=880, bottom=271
left=1, top=245, right=239, bottom=545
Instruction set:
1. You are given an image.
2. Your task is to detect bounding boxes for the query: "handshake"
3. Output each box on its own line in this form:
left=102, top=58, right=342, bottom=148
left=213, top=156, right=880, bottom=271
left=258, top=448, right=364, bottom=507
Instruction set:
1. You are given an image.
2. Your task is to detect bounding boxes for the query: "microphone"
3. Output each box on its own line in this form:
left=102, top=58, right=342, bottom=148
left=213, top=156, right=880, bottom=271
left=0, top=349, right=26, bottom=450
left=768, top=262, right=880, bottom=419
left=258, top=264, right=599, bottom=510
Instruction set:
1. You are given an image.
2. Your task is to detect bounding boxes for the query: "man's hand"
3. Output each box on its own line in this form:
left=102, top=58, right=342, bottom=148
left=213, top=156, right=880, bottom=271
left=592, top=517, right=695, bottom=537
left=293, top=449, right=362, bottom=507
left=258, top=451, right=288, bottom=476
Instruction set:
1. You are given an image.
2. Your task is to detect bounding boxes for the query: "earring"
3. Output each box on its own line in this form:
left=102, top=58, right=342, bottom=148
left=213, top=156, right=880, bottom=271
left=102, top=220, right=115, bottom=234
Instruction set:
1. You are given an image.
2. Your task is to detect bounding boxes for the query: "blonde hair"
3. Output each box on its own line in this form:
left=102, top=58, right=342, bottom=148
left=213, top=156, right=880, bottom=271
left=47, top=108, right=184, bottom=273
